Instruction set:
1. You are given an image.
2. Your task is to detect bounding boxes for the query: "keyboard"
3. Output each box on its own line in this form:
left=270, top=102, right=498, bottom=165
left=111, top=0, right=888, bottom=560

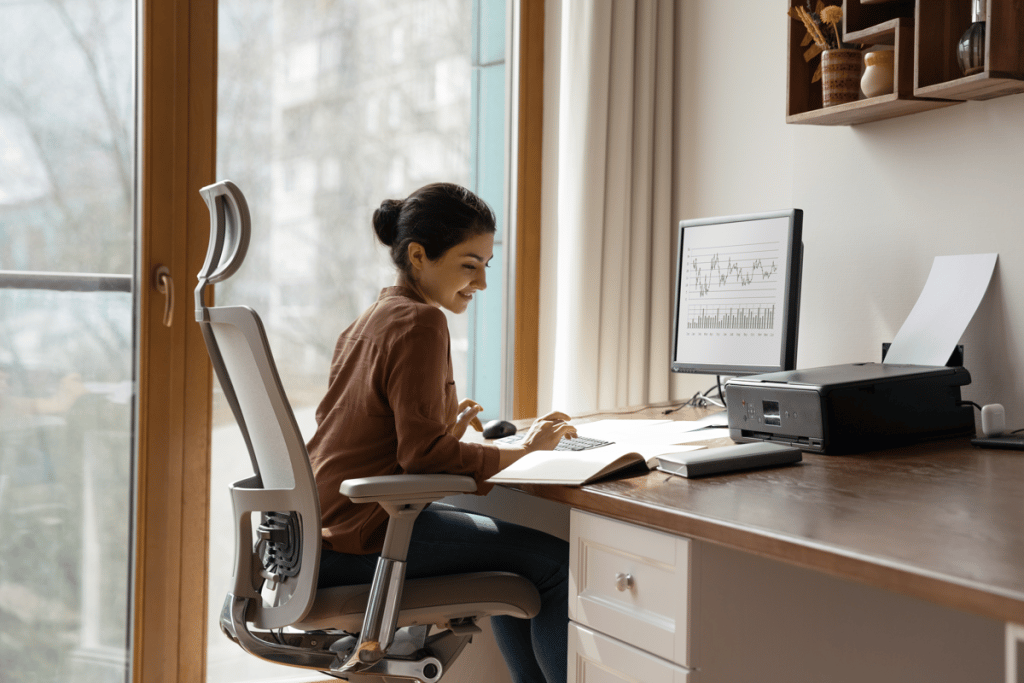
left=495, top=434, right=614, bottom=452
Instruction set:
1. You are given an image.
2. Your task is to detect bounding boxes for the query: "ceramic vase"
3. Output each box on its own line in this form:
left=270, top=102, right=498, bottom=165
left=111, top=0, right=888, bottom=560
left=861, top=49, right=894, bottom=98
left=957, top=0, right=987, bottom=76
left=821, top=48, right=862, bottom=107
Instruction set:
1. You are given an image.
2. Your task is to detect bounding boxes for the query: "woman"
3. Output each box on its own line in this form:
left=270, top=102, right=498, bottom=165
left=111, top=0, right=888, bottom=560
left=307, top=182, right=575, bottom=683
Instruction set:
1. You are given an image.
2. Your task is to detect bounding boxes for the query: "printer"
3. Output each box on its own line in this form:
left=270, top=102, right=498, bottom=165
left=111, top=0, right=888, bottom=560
left=725, top=363, right=975, bottom=454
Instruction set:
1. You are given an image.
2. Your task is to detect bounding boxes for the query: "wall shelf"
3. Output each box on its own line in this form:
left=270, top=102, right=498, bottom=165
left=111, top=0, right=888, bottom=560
left=786, top=0, right=1024, bottom=126
left=786, top=92, right=956, bottom=126
left=914, top=0, right=1024, bottom=101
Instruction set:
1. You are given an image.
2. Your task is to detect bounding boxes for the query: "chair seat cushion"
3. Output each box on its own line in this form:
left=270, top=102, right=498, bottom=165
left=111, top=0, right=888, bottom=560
left=294, top=571, right=541, bottom=632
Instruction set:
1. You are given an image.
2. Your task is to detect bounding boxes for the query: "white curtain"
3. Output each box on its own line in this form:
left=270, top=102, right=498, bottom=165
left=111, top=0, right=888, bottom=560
left=550, top=0, right=675, bottom=414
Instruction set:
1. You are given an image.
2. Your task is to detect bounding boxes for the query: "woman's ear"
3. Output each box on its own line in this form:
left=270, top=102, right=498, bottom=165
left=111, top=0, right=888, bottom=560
left=407, top=242, right=427, bottom=271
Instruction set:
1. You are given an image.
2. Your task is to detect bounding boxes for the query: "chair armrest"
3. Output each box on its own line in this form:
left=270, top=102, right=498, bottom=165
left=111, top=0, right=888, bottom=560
left=337, top=473, right=480, bottom=655
left=340, top=474, right=477, bottom=504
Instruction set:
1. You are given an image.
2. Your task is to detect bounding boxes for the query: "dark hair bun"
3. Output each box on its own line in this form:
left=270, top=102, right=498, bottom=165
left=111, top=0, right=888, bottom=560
left=372, top=183, right=496, bottom=276
left=372, top=199, right=403, bottom=247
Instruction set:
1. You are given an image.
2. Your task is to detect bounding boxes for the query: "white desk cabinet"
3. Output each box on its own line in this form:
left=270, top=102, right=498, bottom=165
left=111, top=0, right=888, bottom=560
left=1009, top=623, right=1024, bottom=683
left=569, top=509, right=695, bottom=678
left=569, top=623, right=690, bottom=683
left=569, top=508, right=1005, bottom=683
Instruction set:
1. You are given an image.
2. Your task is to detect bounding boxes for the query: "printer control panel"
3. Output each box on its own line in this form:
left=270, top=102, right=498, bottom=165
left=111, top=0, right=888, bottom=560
left=726, top=385, right=824, bottom=450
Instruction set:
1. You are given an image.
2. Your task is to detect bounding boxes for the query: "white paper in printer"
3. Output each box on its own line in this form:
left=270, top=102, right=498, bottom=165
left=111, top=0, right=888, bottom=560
left=883, top=253, right=998, bottom=366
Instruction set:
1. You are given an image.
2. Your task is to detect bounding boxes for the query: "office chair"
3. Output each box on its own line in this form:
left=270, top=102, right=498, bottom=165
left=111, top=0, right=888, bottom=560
left=195, top=180, right=541, bottom=682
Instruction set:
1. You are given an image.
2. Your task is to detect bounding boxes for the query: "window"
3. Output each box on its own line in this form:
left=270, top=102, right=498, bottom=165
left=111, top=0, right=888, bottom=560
left=320, top=34, right=344, bottom=73
left=467, top=0, right=508, bottom=420
left=0, top=1, right=135, bottom=681
left=209, top=1, right=508, bottom=679
left=288, top=41, right=319, bottom=83
left=391, top=25, right=406, bottom=64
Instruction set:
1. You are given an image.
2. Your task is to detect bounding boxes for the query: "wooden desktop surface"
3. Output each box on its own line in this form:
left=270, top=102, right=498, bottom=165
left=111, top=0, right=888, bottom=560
left=496, top=404, right=1024, bottom=625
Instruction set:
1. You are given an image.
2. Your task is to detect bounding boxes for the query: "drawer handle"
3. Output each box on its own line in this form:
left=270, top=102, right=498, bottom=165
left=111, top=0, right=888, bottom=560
left=614, top=572, right=633, bottom=592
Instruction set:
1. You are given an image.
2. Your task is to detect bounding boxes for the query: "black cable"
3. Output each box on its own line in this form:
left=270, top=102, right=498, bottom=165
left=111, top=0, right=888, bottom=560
left=661, top=376, right=736, bottom=414
left=662, top=391, right=708, bottom=414
left=663, top=382, right=725, bottom=413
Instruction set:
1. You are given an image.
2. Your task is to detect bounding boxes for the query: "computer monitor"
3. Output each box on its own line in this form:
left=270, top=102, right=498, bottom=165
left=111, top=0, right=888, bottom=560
left=671, top=209, right=803, bottom=376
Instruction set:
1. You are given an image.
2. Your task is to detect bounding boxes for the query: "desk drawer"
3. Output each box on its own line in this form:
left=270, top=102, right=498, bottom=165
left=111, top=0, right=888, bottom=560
left=569, top=510, right=693, bottom=666
left=569, top=622, right=691, bottom=683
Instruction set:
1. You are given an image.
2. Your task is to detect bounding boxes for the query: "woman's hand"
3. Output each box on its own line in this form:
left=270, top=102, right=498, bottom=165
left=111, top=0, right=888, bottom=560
left=450, top=399, right=484, bottom=440
left=496, top=411, right=576, bottom=469
left=520, top=411, right=577, bottom=453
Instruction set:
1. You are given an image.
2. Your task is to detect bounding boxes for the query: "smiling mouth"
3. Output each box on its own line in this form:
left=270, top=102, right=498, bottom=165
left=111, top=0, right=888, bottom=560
left=459, top=292, right=473, bottom=300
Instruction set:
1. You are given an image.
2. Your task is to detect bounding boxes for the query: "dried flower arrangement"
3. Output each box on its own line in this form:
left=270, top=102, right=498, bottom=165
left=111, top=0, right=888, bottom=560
left=789, top=1, right=858, bottom=82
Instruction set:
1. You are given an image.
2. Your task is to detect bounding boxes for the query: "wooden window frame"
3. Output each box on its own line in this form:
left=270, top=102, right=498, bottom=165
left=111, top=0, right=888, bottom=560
left=510, top=0, right=544, bottom=419
left=131, top=0, right=545, bottom=679
left=133, top=0, right=217, bottom=681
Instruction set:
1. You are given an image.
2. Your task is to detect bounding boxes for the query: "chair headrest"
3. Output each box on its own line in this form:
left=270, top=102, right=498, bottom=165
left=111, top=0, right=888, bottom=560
left=196, top=180, right=251, bottom=315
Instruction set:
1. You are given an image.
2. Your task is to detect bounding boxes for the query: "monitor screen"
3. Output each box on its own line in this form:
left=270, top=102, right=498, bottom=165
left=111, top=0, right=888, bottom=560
left=671, top=209, right=803, bottom=376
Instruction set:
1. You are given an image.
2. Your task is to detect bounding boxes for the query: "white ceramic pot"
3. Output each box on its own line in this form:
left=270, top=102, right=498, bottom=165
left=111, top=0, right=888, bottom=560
left=861, top=49, right=894, bottom=98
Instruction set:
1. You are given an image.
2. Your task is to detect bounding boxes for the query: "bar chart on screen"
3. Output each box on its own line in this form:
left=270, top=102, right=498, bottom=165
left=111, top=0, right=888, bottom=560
left=687, top=304, right=775, bottom=331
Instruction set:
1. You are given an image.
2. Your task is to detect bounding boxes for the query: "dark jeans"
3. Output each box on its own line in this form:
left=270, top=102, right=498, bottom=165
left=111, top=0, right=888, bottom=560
left=318, top=503, right=569, bottom=683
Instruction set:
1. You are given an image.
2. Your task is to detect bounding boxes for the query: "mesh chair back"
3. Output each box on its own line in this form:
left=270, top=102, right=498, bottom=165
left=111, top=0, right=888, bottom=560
left=197, top=180, right=320, bottom=629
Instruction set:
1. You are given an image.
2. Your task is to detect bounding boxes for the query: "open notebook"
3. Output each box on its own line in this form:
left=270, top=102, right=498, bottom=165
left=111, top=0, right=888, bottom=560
left=486, top=442, right=704, bottom=486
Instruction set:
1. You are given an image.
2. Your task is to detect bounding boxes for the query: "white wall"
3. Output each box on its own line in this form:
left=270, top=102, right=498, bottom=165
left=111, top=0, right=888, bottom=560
left=541, top=1, right=1024, bottom=429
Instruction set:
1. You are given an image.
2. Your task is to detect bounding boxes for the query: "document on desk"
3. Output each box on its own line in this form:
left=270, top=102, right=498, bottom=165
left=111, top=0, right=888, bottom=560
left=487, top=442, right=705, bottom=486
left=667, top=427, right=732, bottom=444
left=574, top=419, right=670, bottom=441
left=883, top=253, right=998, bottom=366
left=576, top=416, right=729, bottom=443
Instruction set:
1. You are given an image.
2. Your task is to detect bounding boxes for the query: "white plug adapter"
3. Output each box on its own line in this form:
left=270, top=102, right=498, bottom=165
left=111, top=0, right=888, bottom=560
left=981, top=404, right=1006, bottom=437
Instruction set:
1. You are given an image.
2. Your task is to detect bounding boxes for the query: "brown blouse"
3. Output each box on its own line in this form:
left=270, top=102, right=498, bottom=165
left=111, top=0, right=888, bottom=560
left=306, top=286, right=501, bottom=554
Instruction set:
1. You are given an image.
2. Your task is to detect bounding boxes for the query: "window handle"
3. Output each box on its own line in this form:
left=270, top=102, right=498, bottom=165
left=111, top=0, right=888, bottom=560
left=154, top=265, right=174, bottom=327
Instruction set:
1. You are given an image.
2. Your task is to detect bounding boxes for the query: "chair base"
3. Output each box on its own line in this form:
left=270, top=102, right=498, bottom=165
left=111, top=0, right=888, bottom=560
left=221, top=594, right=472, bottom=682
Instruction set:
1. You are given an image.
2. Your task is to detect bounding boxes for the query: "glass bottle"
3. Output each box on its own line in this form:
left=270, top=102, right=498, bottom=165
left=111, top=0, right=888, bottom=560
left=957, top=0, right=987, bottom=76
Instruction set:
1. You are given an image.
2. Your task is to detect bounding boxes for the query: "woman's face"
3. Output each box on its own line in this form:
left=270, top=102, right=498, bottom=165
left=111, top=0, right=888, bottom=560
left=409, top=231, right=494, bottom=314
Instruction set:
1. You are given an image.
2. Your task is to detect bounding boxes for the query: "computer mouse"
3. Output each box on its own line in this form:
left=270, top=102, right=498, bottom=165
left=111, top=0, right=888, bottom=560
left=482, top=419, right=517, bottom=440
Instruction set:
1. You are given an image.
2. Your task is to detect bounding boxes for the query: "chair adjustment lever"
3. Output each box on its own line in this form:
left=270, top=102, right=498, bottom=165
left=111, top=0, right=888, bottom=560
left=257, top=524, right=289, bottom=544
left=333, top=647, right=444, bottom=683
left=337, top=640, right=384, bottom=673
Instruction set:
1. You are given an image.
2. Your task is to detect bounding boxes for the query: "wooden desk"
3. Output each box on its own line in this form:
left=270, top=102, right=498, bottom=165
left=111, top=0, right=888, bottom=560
left=489, top=405, right=1024, bottom=681
left=512, top=405, right=1024, bottom=625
